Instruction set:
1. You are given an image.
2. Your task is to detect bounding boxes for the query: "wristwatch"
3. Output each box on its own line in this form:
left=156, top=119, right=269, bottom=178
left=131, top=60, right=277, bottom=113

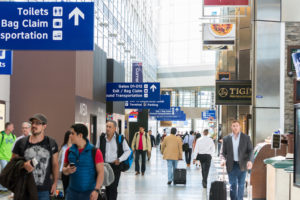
left=93, top=188, right=100, bottom=194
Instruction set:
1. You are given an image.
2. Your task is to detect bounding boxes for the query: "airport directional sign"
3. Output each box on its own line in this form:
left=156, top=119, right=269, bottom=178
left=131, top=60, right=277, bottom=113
left=202, top=110, right=216, bottom=120
left=149, top=107, right=181, bottom=116
left=156, top=113, right=186, bottom=121
left=0, top=50, right=12, bottom=75
left=125, top=95, right=170, bottom=109
left=0, top=2, right=94, bottom=50
left=106, top=82, right=160, bottom=101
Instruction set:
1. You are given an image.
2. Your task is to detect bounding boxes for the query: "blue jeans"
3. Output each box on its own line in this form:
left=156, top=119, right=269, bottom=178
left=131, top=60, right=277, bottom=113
left=66, top=188, right=93, bottom=200
left=167, top=160, right=178, bottom=182
left=0, top=160, right=8, bottom=191
left=228, top=162, right=247, bottom=200
left=37, top=191, right=50, bottom=200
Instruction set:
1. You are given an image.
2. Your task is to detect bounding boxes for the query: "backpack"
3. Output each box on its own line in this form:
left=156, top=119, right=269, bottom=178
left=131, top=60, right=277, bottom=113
left=99, top=133, right=133, bottom=172
left=117, top=135, right=133, bottom=172
left=0, top=131, right=16, bottom=146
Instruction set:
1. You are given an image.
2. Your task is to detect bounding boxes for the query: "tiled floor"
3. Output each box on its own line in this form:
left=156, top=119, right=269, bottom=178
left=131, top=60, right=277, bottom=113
left=0, top=147, right=251, bottom=199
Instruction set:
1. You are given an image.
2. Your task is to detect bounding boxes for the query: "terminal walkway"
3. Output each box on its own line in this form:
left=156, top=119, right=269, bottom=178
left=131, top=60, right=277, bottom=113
left=0, top=146, right=250, bottom=200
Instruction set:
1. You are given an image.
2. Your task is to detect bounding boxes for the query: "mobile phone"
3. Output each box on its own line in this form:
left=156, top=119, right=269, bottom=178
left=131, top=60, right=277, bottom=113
left=30, top=158, right=38, bottom=167
left=69, top=163, right=75, bottom=167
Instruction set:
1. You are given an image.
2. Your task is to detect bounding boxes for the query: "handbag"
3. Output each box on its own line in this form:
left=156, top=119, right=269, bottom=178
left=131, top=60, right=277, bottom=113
left=182, top=135, right=190, bottom=152
left=182, top=143, right=189, bottom=152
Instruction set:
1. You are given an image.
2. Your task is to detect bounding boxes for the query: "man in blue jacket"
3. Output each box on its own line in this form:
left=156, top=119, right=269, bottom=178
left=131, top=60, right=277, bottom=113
left=63, top=124, right=104, bottom=200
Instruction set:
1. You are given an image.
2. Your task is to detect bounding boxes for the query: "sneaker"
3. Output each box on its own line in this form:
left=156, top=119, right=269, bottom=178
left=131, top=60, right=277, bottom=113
left=167, top=181, right=172, bottom=185
left=202, top=181, right=207, bottom=188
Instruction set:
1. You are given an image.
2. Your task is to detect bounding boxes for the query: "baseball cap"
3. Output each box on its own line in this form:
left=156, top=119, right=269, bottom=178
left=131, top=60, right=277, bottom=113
left=29, top=113, right=48, bottom=125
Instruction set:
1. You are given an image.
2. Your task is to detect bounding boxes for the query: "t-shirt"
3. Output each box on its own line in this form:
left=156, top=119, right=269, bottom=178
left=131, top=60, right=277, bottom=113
left=11, top=135, right=25, bottom=152
left=64, top=147, right=104, bottom=164
left=138, top=132, right=143, bottom=150
left=0, top=131, right=16, bottom=161
left=13, top=136, right=58, bottom=191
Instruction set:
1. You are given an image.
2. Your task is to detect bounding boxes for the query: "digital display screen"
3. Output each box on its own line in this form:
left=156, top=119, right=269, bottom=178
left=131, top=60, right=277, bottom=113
left=272, top=134, right=281, bottom=149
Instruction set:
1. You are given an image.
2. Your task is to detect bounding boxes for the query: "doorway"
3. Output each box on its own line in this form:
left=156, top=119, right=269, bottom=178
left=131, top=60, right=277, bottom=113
left=90, top=115, right=97, bottom=145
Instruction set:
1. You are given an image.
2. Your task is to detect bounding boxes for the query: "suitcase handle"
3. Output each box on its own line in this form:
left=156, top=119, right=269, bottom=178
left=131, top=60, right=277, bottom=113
left=218, top=165, right=226, bottom=181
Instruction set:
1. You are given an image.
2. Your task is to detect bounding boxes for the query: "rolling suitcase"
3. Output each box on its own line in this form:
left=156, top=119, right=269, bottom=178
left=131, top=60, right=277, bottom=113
left=173, top=168, right=186, bottom=185
left=209, top=166, right=227, bottom=200
left=209, top=181, right=227, bottom=200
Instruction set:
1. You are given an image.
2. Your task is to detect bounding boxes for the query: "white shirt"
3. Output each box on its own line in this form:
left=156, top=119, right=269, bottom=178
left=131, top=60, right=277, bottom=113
left=97, top=133, right=131, bottom=163
left=183, top=134, right=195, bottom=149
left=193, top=135, right=215, bottom=159
left=231, top=132, right=241, bottom=161
left=59, top=144, right=69, bottom=172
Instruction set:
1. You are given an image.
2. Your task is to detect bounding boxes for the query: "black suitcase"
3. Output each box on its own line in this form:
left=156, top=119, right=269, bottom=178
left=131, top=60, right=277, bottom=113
left=209, top=181, right=227, bottom=200
left=173, top=168, right=186, bottom=185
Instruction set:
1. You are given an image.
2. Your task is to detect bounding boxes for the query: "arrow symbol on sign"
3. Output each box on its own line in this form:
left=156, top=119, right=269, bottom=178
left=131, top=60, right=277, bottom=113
left=69, top=7, right=85, bottom=26
left=150, top=84, right=157, bottom=92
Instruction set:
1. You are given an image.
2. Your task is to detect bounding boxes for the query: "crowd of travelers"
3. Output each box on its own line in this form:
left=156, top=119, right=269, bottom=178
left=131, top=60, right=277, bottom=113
left=0, top=113, right=252, bottom=200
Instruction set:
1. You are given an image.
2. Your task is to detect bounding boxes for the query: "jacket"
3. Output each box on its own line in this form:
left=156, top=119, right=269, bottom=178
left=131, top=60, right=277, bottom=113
left=150, top=135, right=156, bottom=147
left=68, top=141, right=96, bottom=192
left=0, top=157, right=38, bottom=200
left=131, top=132, right=151, bottom=151
left=161, top=134, right=183, bottom=160
left=222, top=133, right=253, bottom=172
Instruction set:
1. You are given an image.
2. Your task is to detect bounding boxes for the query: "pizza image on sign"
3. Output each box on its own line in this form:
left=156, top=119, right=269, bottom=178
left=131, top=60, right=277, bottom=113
left=203, top=23, right=235, bottom=45
left=210, top=24, right=234, bottom=37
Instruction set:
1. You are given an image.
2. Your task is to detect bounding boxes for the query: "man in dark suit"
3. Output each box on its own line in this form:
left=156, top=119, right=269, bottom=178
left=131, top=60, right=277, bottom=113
left=149, top=130, right=156, bottom=148
left=221, top=120, right=253, bottom=200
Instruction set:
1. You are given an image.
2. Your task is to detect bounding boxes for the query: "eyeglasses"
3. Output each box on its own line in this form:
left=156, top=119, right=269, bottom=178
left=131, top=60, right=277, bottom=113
left=31, top=121, right=43, bottom=125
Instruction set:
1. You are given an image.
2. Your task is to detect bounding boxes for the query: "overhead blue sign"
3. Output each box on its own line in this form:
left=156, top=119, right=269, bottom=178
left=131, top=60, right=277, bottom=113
left=0, top=2, right=94, bottom=50
left=151, top=111, right=185, bottom=118
left=150, top=107, right=181, bottom=116
left=125, top=95, right=170, bottom=109
left=106, top=82, right=160, bottom=101
left=156, top=113, right=186, bottom=121
left=0, top=50, right=12, bottom=75
left=201, top=110, right=216, bottom=120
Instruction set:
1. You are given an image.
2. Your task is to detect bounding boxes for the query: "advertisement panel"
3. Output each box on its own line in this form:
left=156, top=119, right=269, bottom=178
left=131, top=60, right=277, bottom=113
left=203, top=24, right=236, bottom=45
left=132, top=62, right=143, bottom=83
left=216, top=80, right=252, bottom=105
